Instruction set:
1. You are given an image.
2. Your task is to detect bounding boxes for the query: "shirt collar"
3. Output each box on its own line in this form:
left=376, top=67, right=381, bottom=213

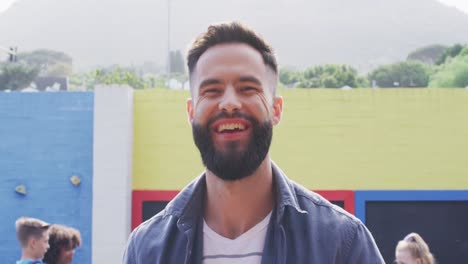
left=168, top=161, right=307, bottom=230
left=271, top=161, right=308, bottom=223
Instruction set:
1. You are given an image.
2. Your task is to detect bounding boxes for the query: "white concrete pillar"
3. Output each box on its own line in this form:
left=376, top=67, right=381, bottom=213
left=93, top=85, right=133, bottom=263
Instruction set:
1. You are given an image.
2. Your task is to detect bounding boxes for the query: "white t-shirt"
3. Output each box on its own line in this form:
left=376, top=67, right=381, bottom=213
left=202, top=211, right=272, bottom=264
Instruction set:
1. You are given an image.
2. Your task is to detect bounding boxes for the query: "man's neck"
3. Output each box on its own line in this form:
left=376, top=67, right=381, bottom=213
left=204, top=157, right=275, bottom=239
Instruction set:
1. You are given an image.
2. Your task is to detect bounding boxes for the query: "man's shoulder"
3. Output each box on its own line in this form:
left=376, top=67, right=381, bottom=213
left=133, top=210, right=170, bottom=231
left=290, top=182, right=361, bottom=228
left=128, top=173, right=206, bottom=246
left=125, top=209, right=181, bottom=262
left=284, top=182, right=384, bottom=262
left=124, top=176, right=206, bottom=263
left=272, top=163, right=361, bottom=229
left=130, top=207, right=180, bottom=243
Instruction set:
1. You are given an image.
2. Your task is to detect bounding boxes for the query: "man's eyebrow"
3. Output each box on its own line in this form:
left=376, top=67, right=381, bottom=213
left=199, top=78, right=223, bottom=89
left=238, top=76, right=262, bottom=85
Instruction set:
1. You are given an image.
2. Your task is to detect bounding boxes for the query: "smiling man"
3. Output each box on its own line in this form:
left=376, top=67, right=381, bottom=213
left=123, top=21, right=383, bottom=264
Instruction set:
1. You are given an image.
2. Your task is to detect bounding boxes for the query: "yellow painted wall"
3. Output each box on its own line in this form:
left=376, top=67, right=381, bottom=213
left=133, top=90, right=201, bottom=190
left=133, top=89, right=468, bottom=190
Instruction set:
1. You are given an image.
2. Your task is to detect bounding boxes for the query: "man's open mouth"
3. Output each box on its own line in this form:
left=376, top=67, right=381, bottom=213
left=216, top=123, right=247, bottom=133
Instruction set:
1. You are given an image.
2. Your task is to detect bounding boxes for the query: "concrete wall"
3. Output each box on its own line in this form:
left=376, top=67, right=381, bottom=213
left=0, top=92, right=93, bottom=263
left=92, top=86, right=133, bottom=264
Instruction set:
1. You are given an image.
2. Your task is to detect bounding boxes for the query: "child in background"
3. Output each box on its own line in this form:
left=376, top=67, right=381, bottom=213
left=43, top=224, right=82, bottom=264
left=395, top=232, right=436, bottom=264
left=16, top=217, right=50, bottom=264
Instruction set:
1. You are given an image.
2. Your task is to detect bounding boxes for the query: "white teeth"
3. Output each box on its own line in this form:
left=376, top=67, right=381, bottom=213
left=217, top=123, right=245, bottom=132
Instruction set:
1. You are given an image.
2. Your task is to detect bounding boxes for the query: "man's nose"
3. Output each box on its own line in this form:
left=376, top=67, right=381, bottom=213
left=219, top=87, right=241, bottom=114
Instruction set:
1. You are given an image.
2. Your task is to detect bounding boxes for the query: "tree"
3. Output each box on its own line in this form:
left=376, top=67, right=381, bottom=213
left=368, top=61, right=430, bottom=88
left=300, top=64, right=362, bottom=88
left=429, top=53, right=468, bottom=88
left=279, top=68, right=302, bottom=86
left=435, top=44, right=465, bottom=65
left=458, top=46, right=468, bottom=57
left=47, top=62, right=73, bottom=76
left=17, top=49, right=73, bottom=75
left=71, top=65, right=172, bottom=90
left=0, top=63, right=40, bottom=91
left=407, top=44, right=447, bottom=64
left=93, top=67, right=147, bottom=89
left=169, top=50, right=185, bottom=74
left=356, top=76, right=370, bottom=88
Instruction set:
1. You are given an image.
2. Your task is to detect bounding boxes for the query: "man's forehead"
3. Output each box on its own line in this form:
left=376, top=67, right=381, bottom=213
left=199, top=43, right=262, bottom=58
left=189, top=43, right=277, bottom=96
left=196, top=44, right=265, bottom=74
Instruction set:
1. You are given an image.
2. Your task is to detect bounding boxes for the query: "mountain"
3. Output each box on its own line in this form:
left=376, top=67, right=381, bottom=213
left=1, top=0, right=468, bottom=72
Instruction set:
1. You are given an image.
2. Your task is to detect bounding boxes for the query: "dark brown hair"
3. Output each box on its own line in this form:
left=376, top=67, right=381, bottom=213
left=187, top=21, right=278, bottom=77
left=16, top=217, right=50, bottom=247
left=43, top=224, right=82, bottom=264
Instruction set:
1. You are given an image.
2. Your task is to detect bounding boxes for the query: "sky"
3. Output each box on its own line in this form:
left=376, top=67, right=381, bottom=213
left=437, top=0, right=468, bottom=14
left=1, top=0, right=468, bottom=14
left=0, top=0, right=15, bottom=13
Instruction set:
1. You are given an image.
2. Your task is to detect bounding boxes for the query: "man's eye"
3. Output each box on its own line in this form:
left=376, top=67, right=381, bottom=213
left=204, top=88, right=221, bottom=95
left=242, top=86, right=257, bottom=92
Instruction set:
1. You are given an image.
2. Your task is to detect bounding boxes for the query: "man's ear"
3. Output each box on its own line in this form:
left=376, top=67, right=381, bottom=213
left=186, top=98, right=194, bottom=124
left=272, top=96, right=283, bottom=125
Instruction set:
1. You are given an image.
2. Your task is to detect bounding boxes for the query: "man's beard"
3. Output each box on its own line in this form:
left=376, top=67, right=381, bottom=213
left=192, top=112, right=273, bottom=181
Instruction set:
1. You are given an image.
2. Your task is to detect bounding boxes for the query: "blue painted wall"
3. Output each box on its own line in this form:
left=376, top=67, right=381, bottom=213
left=0, top=92, right=93, bottom=263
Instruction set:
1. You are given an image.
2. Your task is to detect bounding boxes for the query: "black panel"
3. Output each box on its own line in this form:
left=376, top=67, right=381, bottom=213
left=366, top=201, right=468, bottom=264
left=142, top=201, right=169, bottom=222
left=330, top=200, right=344, bottom=209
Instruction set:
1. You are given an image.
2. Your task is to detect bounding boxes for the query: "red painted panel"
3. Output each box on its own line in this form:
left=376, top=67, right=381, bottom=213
left=132, top=190, right=178, bottom=230
left=315, top=190, right=355, bottom=215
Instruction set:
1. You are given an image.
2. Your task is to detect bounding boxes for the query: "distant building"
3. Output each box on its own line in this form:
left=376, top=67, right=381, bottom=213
left=33, top=76, right=68, bottom=91
left=163, top=78, right=190, bottom=90
left=284, top=82, right=300, bottom=89
left=340, top=85, right=352, bottom=90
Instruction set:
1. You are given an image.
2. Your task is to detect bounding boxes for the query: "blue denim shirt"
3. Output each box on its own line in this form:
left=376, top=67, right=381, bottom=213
left=123, top=163, right=384, bottom=263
